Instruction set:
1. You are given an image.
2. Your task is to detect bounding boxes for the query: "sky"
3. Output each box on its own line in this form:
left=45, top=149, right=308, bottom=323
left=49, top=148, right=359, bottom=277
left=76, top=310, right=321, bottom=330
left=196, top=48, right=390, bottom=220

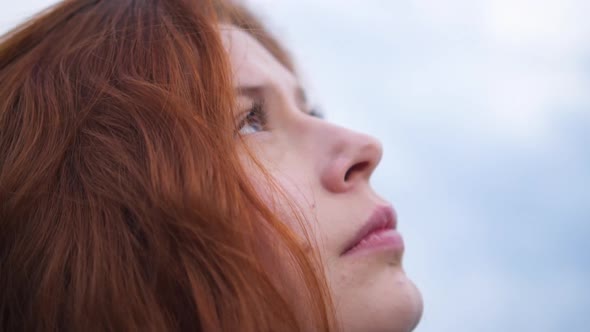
left=2, top=1, right=589, bottom=331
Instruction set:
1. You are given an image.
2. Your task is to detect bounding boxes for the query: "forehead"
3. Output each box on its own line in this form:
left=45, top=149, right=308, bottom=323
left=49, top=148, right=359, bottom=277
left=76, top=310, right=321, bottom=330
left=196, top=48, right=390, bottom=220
left=219, top=25, right=298, bottom=90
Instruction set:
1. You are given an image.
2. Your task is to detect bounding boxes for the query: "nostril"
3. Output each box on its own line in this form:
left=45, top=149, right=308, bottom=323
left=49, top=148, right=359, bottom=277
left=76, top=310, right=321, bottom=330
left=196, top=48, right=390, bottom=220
left=344, top=161, right=369, bottom=182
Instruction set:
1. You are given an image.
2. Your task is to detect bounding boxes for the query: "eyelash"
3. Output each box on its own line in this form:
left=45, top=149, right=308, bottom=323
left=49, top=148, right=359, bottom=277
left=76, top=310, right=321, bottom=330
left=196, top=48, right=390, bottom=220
left=308, top=108, right=324, bottom=119
left=237, top=101, right=267, bottom=135
left=237, top=101, right=324, bottom=135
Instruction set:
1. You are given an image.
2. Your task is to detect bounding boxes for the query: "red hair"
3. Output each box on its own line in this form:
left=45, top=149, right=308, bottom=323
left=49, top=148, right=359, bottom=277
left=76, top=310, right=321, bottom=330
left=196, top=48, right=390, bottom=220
left=0, top=0, right=334, bottom=330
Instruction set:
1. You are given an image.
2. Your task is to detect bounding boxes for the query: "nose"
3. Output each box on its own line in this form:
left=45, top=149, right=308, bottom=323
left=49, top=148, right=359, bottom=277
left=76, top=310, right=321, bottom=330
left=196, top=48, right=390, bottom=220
left=319, top=124, right=383, bottom=193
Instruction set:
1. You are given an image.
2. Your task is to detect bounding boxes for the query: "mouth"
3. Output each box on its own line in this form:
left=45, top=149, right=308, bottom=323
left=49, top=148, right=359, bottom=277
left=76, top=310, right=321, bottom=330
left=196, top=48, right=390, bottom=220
left=341, top=204, right=404, bottom=256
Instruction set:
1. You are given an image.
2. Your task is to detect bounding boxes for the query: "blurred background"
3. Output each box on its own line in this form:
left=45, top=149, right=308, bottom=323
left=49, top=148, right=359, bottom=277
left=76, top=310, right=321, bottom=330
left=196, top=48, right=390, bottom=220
left=2, top=1, right=589, bottom=331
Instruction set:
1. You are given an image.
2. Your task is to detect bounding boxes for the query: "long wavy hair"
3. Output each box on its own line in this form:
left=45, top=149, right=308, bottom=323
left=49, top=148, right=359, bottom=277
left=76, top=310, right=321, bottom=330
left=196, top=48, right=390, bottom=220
left=0, top=0, right=334, bottom=331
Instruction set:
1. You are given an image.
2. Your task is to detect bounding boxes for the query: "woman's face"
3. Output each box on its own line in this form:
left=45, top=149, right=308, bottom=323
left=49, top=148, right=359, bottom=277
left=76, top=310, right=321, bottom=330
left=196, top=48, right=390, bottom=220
left=221, top=26, right=423, bottom=332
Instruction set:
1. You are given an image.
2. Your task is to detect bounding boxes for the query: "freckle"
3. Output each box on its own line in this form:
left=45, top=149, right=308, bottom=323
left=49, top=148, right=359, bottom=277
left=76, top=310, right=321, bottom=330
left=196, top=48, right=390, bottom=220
left=301, top=241, right=312, bottom=254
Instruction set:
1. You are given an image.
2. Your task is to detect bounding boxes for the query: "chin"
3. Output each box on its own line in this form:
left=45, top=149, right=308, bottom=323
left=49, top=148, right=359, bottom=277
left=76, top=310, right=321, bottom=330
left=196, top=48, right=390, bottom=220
left=335, top=266, right=423, bottom=332
left=385, top=271, right=423, bottom=332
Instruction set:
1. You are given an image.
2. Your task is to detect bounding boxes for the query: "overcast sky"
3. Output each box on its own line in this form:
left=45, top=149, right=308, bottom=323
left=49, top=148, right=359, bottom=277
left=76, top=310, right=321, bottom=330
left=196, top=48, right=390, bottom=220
left=2, top=1, right=589, bottom=331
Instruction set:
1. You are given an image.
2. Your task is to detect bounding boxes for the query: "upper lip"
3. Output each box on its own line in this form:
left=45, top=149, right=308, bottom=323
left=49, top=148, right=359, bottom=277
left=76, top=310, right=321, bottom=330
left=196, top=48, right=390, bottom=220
left=341, top=204, right=397, bottom=255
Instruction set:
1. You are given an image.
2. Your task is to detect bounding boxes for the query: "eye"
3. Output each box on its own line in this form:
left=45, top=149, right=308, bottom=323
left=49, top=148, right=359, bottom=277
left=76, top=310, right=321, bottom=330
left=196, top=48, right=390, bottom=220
left=237, top=101, right=267, bottom=135
left=307, top=107, right=324, bottom=119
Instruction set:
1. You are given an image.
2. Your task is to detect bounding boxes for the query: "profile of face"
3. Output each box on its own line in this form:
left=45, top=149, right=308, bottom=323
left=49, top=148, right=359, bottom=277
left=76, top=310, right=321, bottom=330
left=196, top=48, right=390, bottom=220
left=221, top=27, right=423, bottom=332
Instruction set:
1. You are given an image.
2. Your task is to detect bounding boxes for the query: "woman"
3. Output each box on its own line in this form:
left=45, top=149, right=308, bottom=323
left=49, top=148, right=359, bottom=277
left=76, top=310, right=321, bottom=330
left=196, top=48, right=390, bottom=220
left=0, top=0, right=423, bottom=331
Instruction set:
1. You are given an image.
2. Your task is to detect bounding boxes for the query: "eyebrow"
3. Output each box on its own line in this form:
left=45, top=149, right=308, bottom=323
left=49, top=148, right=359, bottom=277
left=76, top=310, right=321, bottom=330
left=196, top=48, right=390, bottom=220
left=236, top=84, right=308, bottom=110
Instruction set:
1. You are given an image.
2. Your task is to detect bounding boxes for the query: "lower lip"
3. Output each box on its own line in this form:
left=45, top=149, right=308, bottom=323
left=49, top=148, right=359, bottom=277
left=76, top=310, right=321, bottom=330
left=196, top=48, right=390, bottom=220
left=343, top=229, right=405, bottom=257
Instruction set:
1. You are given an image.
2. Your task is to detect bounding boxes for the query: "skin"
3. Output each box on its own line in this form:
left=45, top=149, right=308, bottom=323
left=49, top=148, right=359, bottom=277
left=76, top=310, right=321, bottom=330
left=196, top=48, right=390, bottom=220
left=221, top=26, right=423, bottom=332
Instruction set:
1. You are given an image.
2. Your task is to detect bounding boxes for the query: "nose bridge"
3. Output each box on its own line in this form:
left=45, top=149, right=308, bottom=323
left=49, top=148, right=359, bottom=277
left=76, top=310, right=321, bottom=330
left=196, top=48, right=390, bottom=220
left=314, top=119, right=383, bottom=193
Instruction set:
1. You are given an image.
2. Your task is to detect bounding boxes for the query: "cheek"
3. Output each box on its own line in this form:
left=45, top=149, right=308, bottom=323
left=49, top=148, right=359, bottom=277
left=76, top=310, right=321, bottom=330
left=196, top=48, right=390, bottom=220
left=259, top=170, right=317, bottom=228
left=240, top=146, right=317, bottom=221
left=243, top=161, right=327, bottom=252
left=238, top=144, right=334, bottom=259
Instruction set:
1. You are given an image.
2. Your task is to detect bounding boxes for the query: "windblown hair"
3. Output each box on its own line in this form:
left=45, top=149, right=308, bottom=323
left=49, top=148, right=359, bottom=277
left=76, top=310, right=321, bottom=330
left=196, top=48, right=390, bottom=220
left=0, top=0, right=334, bottom=331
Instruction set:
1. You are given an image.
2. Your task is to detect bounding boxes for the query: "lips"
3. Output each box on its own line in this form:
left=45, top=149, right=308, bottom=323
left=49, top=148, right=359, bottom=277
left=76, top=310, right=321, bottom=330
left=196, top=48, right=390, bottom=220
left=341, top=205, right=399, bottom=256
